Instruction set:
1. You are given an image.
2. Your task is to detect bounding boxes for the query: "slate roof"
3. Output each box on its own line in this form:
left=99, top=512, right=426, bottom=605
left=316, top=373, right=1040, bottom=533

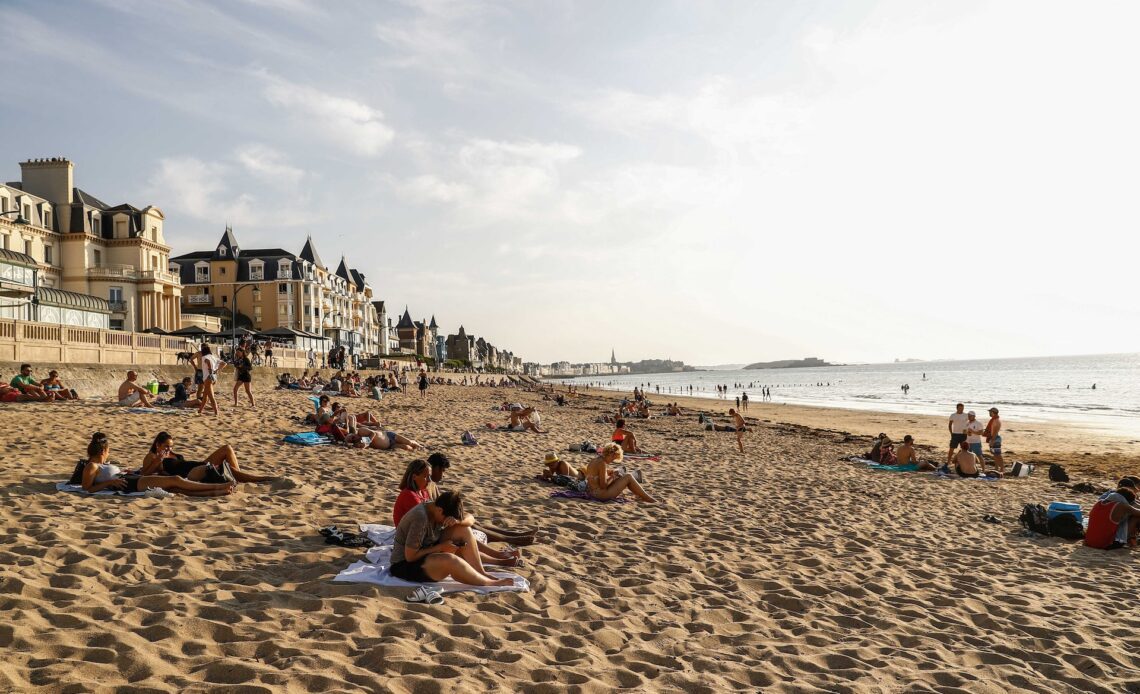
left=396, top=307, right=415, bottom=329
left=299, top=236, right=324, bottom=269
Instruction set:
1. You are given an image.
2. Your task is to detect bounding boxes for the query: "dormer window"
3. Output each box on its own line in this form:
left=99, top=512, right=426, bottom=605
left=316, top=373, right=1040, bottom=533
left=278, top=259, right=292, bottom=277
left=218, top=245, right=227, bottom=256
left=248, top=260, right=264, bottom=281
left=194, top=262, right=210, bottom=283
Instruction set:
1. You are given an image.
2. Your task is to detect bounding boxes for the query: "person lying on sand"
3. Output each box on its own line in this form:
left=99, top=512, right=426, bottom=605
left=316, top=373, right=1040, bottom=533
left=331, top=402, right=381, bottom=428
left=585, top=443, right=657, bottom=503
left=140, top=431, right=277, bottom=483
left=611, top=419, right=643, bottom=454
left=1085, top=480, right=1140, bottom=549
left=508, top=407, right=544, bottom=433
left=429, top=454, right=536, bottom=545
left=952, top=441, right=982, bottom=478
left=74, top=433, right=235, bottom=497
left=896, top=435, right=936, bottom=471
left=117, top=371, right=153, bottom=407
left=390, top=491, right=516, bottom=587
left=394, top=460, right=520, bottom=567
left=348, top=427, right=423, bottom=451
left=540, top=452, right=585, bottom=482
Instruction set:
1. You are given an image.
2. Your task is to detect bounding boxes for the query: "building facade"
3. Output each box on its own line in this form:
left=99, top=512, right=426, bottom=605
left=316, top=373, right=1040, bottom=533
left=2, top=158, right=182, bottom=332
left=171, top=229, right=384, bottom=355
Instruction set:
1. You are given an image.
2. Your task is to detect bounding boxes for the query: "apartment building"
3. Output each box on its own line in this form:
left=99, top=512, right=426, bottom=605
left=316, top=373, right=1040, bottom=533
left=1, top=158, right=182, bottom=331
left=172, top=229, right=385, bottom=355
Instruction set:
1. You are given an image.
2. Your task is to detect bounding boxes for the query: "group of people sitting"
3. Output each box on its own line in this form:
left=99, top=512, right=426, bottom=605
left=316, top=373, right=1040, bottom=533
left=500, top=404, right=545, bottom=433
left=307, top=395, right=424, bottom=451
left=70, top=430, right=277, bottom=497
left=539, top=443, right=657, bottom=503
left=391, top=453, right=535, bottom=587
left=868, top=433, right=1001, bottom=477
left=4, top=364, right=79, bottom=402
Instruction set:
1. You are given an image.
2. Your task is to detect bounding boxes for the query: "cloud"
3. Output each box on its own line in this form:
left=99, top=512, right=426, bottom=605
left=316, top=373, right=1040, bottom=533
left=262, top=76, right=395, bottom=157
left=235, top=144, right=304, bottom=187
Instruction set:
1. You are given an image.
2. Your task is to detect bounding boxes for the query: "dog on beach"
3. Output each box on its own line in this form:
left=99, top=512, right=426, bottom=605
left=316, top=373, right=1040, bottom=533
left=176, top=351, right=194, bottom=365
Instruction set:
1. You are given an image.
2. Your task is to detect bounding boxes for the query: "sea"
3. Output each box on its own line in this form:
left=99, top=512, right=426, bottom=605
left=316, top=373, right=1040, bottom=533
left=554, top=353, right=1140, bottom=436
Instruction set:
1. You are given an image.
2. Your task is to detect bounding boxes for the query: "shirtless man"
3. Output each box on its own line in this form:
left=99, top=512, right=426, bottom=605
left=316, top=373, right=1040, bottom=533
left=611, top=418, right=643, bottom=454
left=984, top=407, right=1004, bottom=475
left=952, top=440, right=982, bottom=478
left=117, top=371, right=153, bottom=407
left=729, top=408, right=746, bottom=453
left=896, top=435, right=936, bottom=471
left=508, top=407, right=544, bottom=433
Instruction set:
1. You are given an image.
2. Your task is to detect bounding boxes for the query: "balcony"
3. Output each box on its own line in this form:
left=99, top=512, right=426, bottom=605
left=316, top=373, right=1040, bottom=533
left=88, top=264, right=137, bottom=280
left=108, top=300, right=128, bottom=313
left=139, top=269, right=180, bottom=284
left=187, top=294, right=211, bottom=305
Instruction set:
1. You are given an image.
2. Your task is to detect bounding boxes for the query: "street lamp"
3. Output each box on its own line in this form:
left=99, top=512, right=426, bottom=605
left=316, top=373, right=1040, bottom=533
left=231, top=282, right=259, bottom=349
left=0, top=211, right=31, bottom=225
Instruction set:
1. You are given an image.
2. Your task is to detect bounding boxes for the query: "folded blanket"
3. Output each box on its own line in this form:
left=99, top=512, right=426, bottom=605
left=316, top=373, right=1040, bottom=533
left=55, top=482, right=147, bottom=497
left=332, top=524, right=528, bottom=595
left=283, top=432, right=331, bottom=446
left=550, top=489, right=628, bottom=503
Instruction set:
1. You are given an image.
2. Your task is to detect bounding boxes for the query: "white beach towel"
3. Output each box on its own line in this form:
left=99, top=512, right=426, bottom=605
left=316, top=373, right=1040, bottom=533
left=332, top=524, right=529, bottom=595
left=55, top=482, right=147, bottom=497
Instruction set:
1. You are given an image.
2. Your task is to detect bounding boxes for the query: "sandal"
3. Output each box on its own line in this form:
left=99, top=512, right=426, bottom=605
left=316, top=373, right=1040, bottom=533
left=406, top=585, right=444, bottom=604
left=982, top=514, right=1001, bottom=524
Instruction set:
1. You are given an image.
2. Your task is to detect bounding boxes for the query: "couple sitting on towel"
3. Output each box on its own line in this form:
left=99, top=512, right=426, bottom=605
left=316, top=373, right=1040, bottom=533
left=310, top=396, right=422, bottom=451
left=391, top=454, right=535, bottom=587
left=542, top=443, right=657, bottom=503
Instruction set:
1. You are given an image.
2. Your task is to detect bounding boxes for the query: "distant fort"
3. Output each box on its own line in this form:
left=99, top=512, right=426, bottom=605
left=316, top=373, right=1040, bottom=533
left=744, top=357, right=835, bottom=370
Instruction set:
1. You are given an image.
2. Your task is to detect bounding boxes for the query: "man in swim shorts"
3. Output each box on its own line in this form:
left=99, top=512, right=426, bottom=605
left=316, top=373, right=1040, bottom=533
left=947, top=403, right=968, bottom=467
left=985, top=407, right=1004, bottom=475
left=729, top=408, right=746, bottom=453
left=117, top=371, right=153, bottom=407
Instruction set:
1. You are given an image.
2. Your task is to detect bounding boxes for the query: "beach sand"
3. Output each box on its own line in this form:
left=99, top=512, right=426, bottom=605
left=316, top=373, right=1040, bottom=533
left=1, top=377, right=1138, bottom=692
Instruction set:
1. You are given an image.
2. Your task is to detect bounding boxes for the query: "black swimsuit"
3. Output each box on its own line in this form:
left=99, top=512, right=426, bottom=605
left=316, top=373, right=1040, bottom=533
left=161, top=454, right=200, bottom=478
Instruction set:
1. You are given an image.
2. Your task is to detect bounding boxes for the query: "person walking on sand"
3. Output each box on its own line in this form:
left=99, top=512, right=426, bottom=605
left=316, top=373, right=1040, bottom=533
left=197, top=343, right=225, bottom=416
left=418, top=370, right=428, bottom=398
left=984, top=407, right=1004, bottom=474
left=729, top=408, right=746, bottom=453
left=742, top=392, right=749, bottom=412
left=232, top=347, right=255, bottom=408
left=399, top=371, right=409, bottom=394
left=947, top=403, right=968, bottom=467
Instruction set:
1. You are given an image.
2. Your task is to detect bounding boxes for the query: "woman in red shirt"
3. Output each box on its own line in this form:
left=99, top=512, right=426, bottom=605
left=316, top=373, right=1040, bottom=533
left=393, top=460, right=433, bottom=527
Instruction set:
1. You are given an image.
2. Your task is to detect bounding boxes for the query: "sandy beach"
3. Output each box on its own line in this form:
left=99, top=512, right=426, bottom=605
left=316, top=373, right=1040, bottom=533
left=2, top=375, right=1138, bottom=693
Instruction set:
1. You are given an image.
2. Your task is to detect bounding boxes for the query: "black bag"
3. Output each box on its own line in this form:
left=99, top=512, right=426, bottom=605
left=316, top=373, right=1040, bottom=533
left=1019, top=503, right=1051, bottom=535
left=1047, top=513, right=1085, bottom=540
left=1048, top=464, right=1070, bottom=482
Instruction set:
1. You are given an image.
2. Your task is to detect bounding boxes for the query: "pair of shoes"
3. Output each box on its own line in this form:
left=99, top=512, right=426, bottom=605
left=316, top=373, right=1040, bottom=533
left=143, top=488, right=174, bottom=499
left=406, top=585, right=444, bottom=604
left=982, top=514, right=1001, bottom=524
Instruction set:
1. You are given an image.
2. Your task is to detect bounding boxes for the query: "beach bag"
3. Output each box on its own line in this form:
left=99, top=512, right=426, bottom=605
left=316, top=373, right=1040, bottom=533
left=568, top=443, right=582, bottom=452
left=581, top=441, right=597, bottom=453
left=1019, top=504, right=1051, bottom=535
left=1047, top=513, right=1085, bottom=540
left=1048, top=464, right=1070, bottom=483
left=1008, top=462, right=1032, bottom=478
left=461, top=431, right=478, bottom=446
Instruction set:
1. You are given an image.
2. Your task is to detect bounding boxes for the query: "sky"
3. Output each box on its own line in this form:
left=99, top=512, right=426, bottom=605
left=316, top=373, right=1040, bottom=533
left=2, top=0, right=1138, bottom=365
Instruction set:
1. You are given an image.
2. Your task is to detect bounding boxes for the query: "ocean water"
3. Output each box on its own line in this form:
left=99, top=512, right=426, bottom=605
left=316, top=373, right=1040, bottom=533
left=555, top=353, right=1140, bottom=435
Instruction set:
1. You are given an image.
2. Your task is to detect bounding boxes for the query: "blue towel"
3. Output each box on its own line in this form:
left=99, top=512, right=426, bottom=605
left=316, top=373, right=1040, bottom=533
left=283, top=432, right=331, bottom=446
left=867, top=463, right=920, bottom=472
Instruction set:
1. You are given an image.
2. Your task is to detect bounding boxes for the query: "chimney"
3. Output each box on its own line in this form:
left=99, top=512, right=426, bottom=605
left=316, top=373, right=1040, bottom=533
left=19, top=157, right=74, bottom=205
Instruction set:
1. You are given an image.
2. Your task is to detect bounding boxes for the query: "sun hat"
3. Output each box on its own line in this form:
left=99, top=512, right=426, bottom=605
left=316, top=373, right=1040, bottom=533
left=544, top=452, right=561, bottom=464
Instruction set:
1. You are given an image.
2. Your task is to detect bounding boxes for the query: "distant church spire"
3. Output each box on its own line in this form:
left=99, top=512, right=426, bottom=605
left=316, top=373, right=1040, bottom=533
left=610, top=348, right=616, bottom=365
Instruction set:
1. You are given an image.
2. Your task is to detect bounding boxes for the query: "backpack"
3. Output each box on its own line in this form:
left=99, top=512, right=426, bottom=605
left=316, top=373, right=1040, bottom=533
left=1048, top=464, right=1070, bottom=483
left=1019, top=503, right=1051, bottom=535
left=1047, top=513, right=1085, bottom=540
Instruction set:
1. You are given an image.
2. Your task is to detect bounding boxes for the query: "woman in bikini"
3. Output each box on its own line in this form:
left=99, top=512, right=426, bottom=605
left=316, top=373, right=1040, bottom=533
left=584, top=443, right=657, bottom=503
left=348, top=427, right=423, bottom=451
left=76, top=433, right=235, bottom=497
left=196, top=343, right=224, bottom=416
left=140, top=431, right=277, bottom=483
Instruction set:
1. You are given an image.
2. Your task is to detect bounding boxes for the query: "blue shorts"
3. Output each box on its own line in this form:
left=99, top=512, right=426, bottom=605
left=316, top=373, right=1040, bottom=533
left=968, top=442, right=983, bottom=457
left=989, top=435, right=1002, bottom=456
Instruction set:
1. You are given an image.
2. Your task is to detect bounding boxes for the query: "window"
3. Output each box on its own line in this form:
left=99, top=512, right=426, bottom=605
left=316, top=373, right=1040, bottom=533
left=43, top=210, right=52, bottom=230
left=1, top=234, right=7, bottom=249
left=279, top=303, right=289, bottom=315
left=194, top=263, right=210, bottom=283
left=218, top=245, right=227, bottom=256
left=115, top=219, right=127, bottom=237
left=90, top=214, right=99, bottom=234
left=44, top=245, right=52, bottom=264
left=253, top=306, right=262, bottom=323
left=23, top=204, right=31, bottom=220
left=109, top=287, right=123, bottom=302
left=24, top=239, right=32, bottom=255
left=278, top=283, right=289, bottom=295
left=110, top=319, right=124, bottom=331
left=1, top=197, right=7, bottom=212
left=222, top=295, right=228, bottom=305
left=93, top=250, right=102, bottom=266
left=220, top=267, right=226, bottom=276
left=278, top=259, right=291, bottom=276
left=249, top=262, right=264, bottom=281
